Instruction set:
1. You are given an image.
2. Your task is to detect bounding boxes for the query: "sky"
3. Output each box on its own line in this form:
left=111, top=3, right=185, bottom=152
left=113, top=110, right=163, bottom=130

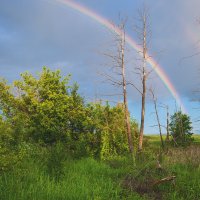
left=0, top=0, right=200, bottom=133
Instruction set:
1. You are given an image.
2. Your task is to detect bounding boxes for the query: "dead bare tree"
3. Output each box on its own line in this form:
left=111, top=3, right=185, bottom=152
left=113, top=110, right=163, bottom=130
left=100, top=19, right=134, bottom=154
left=150, top=88, right=164, bottom=148
left=165, top=105, right=170, bottom=142
left=134, top=6, right=153, bottom=151
left=120, top=24, right=134, bottom=154
left=159, top=103, right=170, bottom=142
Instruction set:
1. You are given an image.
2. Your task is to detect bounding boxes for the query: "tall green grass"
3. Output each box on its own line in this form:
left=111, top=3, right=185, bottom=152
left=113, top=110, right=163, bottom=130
left=1, top=136, right=200, bottom=200
left=0, top=157, right=142, bottom=200
left=165, top=164, right=200, bottom=200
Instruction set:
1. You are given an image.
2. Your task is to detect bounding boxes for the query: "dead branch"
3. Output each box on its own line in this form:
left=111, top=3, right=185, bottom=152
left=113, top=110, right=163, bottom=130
left=152, top=176, right=176, bottom=187
left=150, top=88, right=164, bottom=148
left=127, top=82, right=142, bottom=94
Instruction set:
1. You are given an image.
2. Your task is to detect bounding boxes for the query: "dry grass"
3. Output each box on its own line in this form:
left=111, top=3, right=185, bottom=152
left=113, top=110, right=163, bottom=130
left=165, top=145, right=200, bottom=167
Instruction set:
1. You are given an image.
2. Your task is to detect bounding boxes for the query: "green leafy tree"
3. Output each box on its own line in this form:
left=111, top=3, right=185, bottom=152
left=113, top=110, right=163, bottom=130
left=0, top=67, right=86, bottom=145
left=169, top=111, right=193, bottom=146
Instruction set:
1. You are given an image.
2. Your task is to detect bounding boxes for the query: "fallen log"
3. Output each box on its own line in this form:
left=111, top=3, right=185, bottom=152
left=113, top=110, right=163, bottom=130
left=152, top=176, right=176, bottom=187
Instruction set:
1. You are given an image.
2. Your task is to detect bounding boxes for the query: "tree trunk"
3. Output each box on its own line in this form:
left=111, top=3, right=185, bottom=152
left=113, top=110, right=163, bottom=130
left=166, top=106, right=170, bottom=141
left=138, top=13, right=147, bottom=151
left=138, top=72, right=146, bottom=151
left=151, top=90, right=164, bottom=148
left=121, top=31, right=134, bottom=153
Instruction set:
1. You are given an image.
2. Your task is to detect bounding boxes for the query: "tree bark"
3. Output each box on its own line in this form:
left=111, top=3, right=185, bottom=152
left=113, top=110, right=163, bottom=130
left=121, top=26, right=134, bottom=153
left=138, top=72, right=146, bottom=151
left=151, top=89, right=164, bottom=148
left=166, top=106, right=170, bottom=141
left=138, top=11, right=147, bottom=151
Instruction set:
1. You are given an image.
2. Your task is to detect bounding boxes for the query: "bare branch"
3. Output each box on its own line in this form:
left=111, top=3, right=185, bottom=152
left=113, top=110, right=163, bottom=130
left=127, top=82, right=142, bottom=94
left=150, top=88, right=164, bottom=148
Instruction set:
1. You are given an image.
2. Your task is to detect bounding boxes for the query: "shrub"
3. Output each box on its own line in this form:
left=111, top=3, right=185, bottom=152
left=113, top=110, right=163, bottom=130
left=169, top=111, right=193, bottom=146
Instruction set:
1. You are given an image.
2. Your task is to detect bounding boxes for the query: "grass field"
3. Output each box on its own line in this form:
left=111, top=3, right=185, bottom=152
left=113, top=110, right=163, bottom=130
left=0, top=135, right=200, bottom=200
left=193, top=134, right=200, bottom=143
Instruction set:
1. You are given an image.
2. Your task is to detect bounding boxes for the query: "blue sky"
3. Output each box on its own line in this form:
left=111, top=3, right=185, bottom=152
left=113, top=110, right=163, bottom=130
left=0, top=0, right=200, bottom=133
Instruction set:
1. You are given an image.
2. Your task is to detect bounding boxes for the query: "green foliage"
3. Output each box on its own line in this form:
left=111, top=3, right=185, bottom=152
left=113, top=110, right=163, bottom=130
left=0, top=67, right=86, bottom=144
left=0, top=117, right=23, bottom=172
left=169, top=111, right=193, bottom=146
left=85, top=103, right=139, bottom=160
left=0, top=67, right=138, bottom=159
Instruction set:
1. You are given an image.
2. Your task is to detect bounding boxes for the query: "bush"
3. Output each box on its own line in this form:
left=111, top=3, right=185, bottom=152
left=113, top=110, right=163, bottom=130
left=0, top=119, right=21, bottom=172
left=169, top=111, right=193, bottom=146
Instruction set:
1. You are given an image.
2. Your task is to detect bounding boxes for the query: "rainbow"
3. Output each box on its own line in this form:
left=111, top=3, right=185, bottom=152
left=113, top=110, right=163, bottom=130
left=55, top=0, right=186, bottom=112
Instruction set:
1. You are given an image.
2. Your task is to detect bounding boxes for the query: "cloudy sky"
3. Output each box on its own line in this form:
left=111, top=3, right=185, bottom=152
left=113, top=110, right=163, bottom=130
left=1, top=0, right=200, bottom=133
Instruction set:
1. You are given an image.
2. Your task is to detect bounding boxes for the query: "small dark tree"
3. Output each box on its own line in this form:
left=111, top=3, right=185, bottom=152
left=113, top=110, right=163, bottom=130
left=169, top=111, right=193, bottom=146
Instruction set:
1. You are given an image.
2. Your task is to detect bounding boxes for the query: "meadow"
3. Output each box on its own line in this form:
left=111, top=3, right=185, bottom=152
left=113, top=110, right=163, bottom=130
left=0, top=135, right=200, bottom=200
